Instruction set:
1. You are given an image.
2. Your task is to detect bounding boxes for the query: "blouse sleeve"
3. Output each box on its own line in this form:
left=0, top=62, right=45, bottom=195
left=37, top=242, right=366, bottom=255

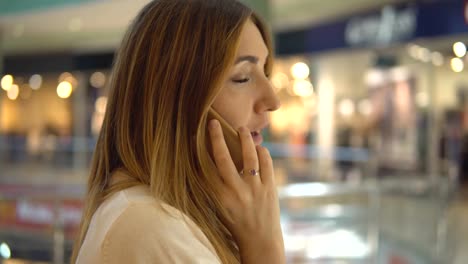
left=101, top=203, right=222, bottom=264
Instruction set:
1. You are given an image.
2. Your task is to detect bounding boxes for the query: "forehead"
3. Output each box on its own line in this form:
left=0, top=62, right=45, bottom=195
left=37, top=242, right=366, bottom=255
left=236, top=20, right=268, bottom=58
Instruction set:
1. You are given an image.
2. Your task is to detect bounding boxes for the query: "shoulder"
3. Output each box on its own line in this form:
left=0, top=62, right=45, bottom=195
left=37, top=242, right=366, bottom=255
left=101, top=200, right=221, bottom=264
left=103, top=202, right=184, bottom=243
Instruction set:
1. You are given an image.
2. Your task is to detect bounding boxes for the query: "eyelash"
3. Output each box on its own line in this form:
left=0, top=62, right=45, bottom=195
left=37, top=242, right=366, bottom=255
left=232, top=71, right=269, bottom=84
left=233, top=78, right=250, bottom=84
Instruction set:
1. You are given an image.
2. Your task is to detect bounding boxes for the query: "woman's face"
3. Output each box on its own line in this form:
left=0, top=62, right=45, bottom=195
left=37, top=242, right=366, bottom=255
left=212, top=19, right=281, bottom=146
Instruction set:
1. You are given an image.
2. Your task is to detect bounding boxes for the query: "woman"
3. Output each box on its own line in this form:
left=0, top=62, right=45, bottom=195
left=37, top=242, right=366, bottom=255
left=71, top=0, right=284, bottom=263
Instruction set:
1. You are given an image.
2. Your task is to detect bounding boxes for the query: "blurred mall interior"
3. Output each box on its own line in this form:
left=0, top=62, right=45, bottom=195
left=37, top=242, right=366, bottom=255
left=1, top=0, right=468, bottom=263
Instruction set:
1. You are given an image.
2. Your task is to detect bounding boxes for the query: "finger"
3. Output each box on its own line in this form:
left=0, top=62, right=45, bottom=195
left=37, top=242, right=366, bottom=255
left=209, top=119, right=241, bottom=189
left=238, top=126, right=261, bottom=185
left=256, top=145, right=274, bottom=186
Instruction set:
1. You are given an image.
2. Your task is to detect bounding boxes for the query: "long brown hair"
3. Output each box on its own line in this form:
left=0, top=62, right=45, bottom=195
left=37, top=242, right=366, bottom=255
left=71, top=0, right=274, bottom=263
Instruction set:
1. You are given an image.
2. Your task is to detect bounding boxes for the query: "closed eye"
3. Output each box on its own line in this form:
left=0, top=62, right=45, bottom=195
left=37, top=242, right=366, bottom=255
left=233, top=78, right=250, bottom=83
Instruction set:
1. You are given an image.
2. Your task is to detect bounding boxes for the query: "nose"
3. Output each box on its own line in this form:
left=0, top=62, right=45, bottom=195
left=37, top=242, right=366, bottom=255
left=255, top=78, right=281, bottom=113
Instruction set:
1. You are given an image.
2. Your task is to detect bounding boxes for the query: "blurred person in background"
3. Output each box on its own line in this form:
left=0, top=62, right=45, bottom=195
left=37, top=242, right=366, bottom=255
left=446, top=160, right=468, bottom=264
left=446, top=87, right=468, bottom=264
left=71, top=0, right=284, bottom=263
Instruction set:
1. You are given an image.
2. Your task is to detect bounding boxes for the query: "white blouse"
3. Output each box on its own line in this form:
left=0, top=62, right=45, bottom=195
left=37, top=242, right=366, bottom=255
left=76, top=184, right=221, bottom=263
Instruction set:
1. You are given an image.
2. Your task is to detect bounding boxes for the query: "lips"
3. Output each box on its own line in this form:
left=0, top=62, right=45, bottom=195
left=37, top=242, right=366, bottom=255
left=250, top=131, right=263, bottom=145
left=247, top=122, right=268, bottom=145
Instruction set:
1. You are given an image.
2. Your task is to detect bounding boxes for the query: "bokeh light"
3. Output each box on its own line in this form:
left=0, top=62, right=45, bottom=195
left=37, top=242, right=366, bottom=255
left=7, top=84, right=19, bottom=100
left=29, top=74, right=42, bottom=90
left=291, top=62, right=310, bottom=79
left=1, top=75, right=14, bottom=91
left=57, top=81, right=73, bottom=98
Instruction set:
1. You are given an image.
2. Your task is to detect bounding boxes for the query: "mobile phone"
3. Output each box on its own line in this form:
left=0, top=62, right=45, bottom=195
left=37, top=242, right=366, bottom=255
left=207, top=108, right=243, bottom=172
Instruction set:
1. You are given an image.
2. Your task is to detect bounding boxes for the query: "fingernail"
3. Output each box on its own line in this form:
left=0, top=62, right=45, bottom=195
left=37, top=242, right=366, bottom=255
left=209, top=119, right=219, bottom=129
left=238, top=127, right=246, bottom=133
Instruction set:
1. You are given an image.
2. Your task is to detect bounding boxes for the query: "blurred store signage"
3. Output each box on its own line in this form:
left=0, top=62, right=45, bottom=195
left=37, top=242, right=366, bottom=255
left=345, top=6, right=417, bottom=47
left=3, top=52, right=114, bottom=76
left=0, top=198, right=82, bottom=238
left=276, top=0, right=468, bottom=55
left=16, top=200, right=82, bottom=227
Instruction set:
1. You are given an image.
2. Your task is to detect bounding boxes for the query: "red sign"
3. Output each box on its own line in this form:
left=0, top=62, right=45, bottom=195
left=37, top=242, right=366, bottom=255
left=0, top=199, right=83, bottom=239
left=389, top=254, right=409, bottom=264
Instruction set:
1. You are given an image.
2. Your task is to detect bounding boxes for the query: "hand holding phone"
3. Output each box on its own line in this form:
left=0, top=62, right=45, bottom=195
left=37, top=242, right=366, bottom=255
left=206, top=112, right=285, bottom=264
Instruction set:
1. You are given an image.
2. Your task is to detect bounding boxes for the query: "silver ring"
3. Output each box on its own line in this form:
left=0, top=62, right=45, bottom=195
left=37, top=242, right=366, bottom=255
left=240, top=169, right=260, bottom=176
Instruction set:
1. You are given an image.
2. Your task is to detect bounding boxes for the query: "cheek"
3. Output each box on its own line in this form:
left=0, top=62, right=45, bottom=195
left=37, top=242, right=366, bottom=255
left=212, top=87, right=254, bottom=128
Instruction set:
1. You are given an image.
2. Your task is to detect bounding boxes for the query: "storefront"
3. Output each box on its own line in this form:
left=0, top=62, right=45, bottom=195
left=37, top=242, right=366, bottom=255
left=269, top=0, right=468, bottom=183
left=0, top=53, right=113, bottom=177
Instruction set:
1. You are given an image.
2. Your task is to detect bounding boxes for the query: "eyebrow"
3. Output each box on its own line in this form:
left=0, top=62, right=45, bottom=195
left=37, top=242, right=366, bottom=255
left=234, top=55, right=260, bottom=65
